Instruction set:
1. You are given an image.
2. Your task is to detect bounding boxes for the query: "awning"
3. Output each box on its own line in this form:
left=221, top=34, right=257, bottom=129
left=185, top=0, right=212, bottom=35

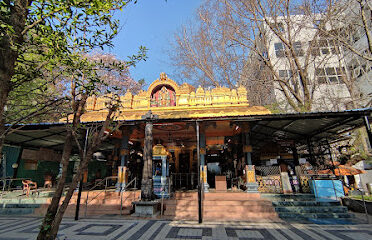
left=4, top=108, right=371, bottom=152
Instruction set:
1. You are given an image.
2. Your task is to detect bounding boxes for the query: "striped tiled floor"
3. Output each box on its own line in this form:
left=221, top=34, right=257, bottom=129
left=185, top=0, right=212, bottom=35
left=0, top=216, right=371, bottom=240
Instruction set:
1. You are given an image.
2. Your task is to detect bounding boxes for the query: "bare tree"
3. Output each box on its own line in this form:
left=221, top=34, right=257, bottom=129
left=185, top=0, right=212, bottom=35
left=169, top=0, right=275, bottom=106
left=308, top=0, right=372, bottom=108
left=170, top=0, right=366, bottom=112
left=222, top=0, right=355, bottom=112
left=36, top=52, right=143, bottom=239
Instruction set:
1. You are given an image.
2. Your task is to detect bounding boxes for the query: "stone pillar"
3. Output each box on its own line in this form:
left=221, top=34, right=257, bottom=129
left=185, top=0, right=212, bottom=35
left=200, top=133, right=209, bottom=192
left=242, top=126, right=258, bottom=192
left=141, top=111, right=158, bottom=201
left=117, top=133, right=129, bottom=192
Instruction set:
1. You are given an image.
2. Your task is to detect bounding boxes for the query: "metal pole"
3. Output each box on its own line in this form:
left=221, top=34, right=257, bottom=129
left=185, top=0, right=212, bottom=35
left=331, top=179, right=338, bottom=201
left=196, top=120, right=202, bottom=224
left=363, top=116, right=372, bottom=149
left=360, top=193, right=369, bottom=223
left=120, top=190, right=123, bottom=216
left=326, top=139, right=337, bottom=176
left=75, top=179, right=83, bottom=220
left=75, top=127, right=90, bottom=221
left=84, top=192, right=89, bottom=217
left=307, top=138, right=315, bottom=166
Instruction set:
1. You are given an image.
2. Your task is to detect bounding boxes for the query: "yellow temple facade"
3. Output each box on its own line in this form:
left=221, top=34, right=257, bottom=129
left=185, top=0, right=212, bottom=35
left=80, top=73, right=271, bottom=122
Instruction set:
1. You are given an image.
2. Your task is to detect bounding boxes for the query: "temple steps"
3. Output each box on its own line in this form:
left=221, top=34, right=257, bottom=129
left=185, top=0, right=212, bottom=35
left=262, top=194, right=357, bottom=223
left=0, top=203, right=41, bottom=215
left=163, top=191, right=278, bottom=221
left=0, top=190, right=141, bottom=217
left=272, top=200, right=341, bottom=206
left=61, top=204, right=132, bottom=217
left=275, top=206, right=348, bottom=213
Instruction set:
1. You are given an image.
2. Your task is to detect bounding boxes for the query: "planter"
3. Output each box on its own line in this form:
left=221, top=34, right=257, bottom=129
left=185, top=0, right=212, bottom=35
left=342, top=197, right=372, bottom=215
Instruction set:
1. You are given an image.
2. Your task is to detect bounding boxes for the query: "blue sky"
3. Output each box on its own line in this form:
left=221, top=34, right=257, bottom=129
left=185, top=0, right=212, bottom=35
left=110, top=0, right=201, bottom=88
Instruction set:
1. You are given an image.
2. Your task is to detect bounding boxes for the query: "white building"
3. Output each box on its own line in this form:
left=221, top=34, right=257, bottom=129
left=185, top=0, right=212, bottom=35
left=261, top=14, right=352, bottom=112
left=342, top=0, right=372, bottom=107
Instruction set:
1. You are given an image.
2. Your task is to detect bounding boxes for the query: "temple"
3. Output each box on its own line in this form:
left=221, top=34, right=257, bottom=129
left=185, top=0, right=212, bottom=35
left=78, top=73, right=272, bottom=202
left=3, top=73, right=371, bottom=221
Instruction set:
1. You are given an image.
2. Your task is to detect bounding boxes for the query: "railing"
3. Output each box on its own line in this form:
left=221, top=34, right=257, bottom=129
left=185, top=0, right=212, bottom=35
left=171, top=173, right=197, bottom=190
left=119, top=178, right=138, bottom=216
left=311, top=177, right=370, bottom=223
left=0, top=178, right=31, bottom=197
left=348, top=188, right=370, bottom=224
left=84, top=176, right=117, bottom=217
left=160, top=177, right=172, bottom=217
left=84, top=176, right=139, bottom=217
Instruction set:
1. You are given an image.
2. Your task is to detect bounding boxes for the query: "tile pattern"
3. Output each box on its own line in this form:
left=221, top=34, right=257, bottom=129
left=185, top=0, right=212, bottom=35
left=0, top=216, right=371, bottom=240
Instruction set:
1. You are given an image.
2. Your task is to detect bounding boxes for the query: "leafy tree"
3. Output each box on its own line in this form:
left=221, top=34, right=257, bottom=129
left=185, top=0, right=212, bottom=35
left=0, top=0, right=146, bottom=165
left=0, top=1, right=148, bottom=239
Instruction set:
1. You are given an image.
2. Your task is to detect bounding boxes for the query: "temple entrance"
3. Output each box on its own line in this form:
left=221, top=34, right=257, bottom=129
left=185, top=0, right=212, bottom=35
left=179, top=153, right=190, bottom=173
left=172, top=152, right=197, bottom=190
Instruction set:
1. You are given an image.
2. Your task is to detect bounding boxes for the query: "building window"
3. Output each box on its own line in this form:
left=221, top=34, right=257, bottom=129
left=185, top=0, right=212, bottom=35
left=310, top=39, right=340, bottom=56
left=315, top=67, right=345, bottom=84
left=274, top=42, right=285, bottom=57
left=348, top=57, right=372, bottom=79
left=293, top=41, right=304, bottom=56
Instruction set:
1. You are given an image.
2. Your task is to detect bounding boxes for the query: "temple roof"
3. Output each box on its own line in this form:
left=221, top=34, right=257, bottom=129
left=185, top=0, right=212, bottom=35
left=79, top=73, right=271, bottom=122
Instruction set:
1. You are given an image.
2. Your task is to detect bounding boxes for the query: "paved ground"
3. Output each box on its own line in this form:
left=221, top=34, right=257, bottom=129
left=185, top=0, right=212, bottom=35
left=0, top=216, right=371, bottom=240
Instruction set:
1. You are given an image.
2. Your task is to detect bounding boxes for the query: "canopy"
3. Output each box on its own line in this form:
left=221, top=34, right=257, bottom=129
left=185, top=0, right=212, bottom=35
left=317, top=165, right=366, bottom=176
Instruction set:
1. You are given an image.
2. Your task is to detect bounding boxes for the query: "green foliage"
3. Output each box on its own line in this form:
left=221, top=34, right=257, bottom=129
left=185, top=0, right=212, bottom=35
left=1, top=0, right=147, bottom=124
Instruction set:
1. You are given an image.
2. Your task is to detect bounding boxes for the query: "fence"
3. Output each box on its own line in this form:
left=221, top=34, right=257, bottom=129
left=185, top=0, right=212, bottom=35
left=171, top=173, right=197, bottom=190
left=255, top=166, right=283, bottom=193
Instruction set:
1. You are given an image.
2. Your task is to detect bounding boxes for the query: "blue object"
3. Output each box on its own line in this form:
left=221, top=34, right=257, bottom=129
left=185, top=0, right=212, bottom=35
left=153, top=156, right=170, bottom=198
left=309, top=180, right=344, bottom=201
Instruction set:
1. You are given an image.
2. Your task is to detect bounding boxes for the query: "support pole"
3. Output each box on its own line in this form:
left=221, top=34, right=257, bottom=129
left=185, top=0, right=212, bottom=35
left=326, top=139, right=337, bottom=176
left=74, top=178, right=83, bottom=220
left=199, top=132, right=209, bottom=192
left=363, top=116, right=372, bottom=149
left=75, top=127, right=89, bottom=221
left=117, top=133, right=129, bottom=192
left=242, top=124, right=258, bottom=192
left=307, top=138, right=316, bottom=166
left=196, top=120, right=202, bottom=224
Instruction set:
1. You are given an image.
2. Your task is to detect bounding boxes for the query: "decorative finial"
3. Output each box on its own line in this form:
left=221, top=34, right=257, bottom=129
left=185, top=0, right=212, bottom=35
left=160, top=72, right=167, bottom=81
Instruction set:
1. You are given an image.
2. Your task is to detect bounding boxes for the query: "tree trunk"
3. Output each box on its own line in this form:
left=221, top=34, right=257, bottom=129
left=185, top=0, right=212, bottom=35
left=0, top=87, right=8, bottom=163
left=0, top=45, right=17, bottom=163
left=0, top=0, right=29, bottom=163
left=141, top=121, right=153, bottom=200
left=37, top=131, right=73, bottom=240
left=48, top=148, right=95, bottom=239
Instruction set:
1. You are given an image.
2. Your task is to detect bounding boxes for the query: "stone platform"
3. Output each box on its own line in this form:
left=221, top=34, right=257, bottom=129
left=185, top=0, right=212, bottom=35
left=132, top=201, right=160, bottom=217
